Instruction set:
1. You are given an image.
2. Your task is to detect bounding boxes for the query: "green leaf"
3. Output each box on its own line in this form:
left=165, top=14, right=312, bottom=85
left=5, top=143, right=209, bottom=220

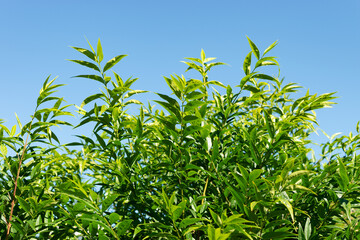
left=157, top=93, right=180, bottom=108
left=172, top=200, right=186, bottom=221
left=254, top=57, right=279, bottom=69
left=263, top=40, right=278, bottom=56
left=247, top=36, right=260, bottom=60
left=207, top=224, right=216, bottom=240
left=338, top=157, right=349, bottom=189
left=81, top=217, right=114, bottom=236
left=17, top=196, right=31, bottom=215
left=116, top=219, right=133, bottom=235
left=183, top=115, right=199, bottom=122
left=249, top=169, right=262, bottom=182
left=102, top=194, right=120, bottom=212
left=74, top=202, right=86, bottom=212
left=277, top=192, right=294, bottom=223
left=263, top=231, right=296, bottom=239
left=253, top=73, right=277, bottom=81
left=97, top=38, right=104, bottom=63
left=179, top=218, right=205, bottom=228
left=287, top=170, right=313, bottom=180
left=81, top=93, right=105, bottom=107
left=205, top=80, right=226, bottom=88
left=209, top=209, right=222, bottom=226
left=10, top=125, right=16, bottom=136
left=298, top=222, right=304, bottom=240
left=71, top=46, right=96, bottom=61
left=284, top=184, right=317, bottom=195
left=243, top=51, right=252, bottom=75
left=103, top=55, right=127, bottom=72
left=304, top=218, right=311, bottom=240
left=154, top=100, right=182, bottom=121
left=164, top=76, right=182, bottom=99
left=68, top=60, right=100, bottom=72
left=73, top=74, right=104, bottom=84
left=201, top=49, right=206, bottom=62
left=0, top=144, right=7, bottom=156
left=109, top=213, right=121, bottom=224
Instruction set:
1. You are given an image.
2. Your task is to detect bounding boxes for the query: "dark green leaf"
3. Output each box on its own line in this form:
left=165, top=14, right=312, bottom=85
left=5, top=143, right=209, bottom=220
left=68, top=60, right=101, bottom=72
left=73, top=75, right=104, bottom=84
left=71, top=46, right=96, bottom=61
left=243, top=51, right=252, bottom=75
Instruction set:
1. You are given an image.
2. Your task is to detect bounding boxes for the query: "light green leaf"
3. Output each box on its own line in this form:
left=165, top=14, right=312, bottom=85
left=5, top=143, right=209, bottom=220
left=97, top=38, right=104, bottom=63
left=102, top=194, right=120, bottom=212
left=103, top=55, right=127, bottom=72
left=263, top=40, right=278, bottom=56
left=207, top=224, right=216, bottom=240
left=201, top=49, right=206, bottom=62
left=277, top=192, right=294, bottom=223
left=209, top=209, right=222, bottom=226
left=0, top=144, right=7, bottom=156
left=249, top=169, right=263, bottom=182
left=304, top=218, right=311, bottom=240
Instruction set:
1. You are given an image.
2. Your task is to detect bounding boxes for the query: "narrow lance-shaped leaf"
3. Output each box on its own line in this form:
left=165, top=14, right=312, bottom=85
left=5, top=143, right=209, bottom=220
left=338, top=157, right=349, bottom=188
left=103, top=55, right=127, bottom=73
left=201, top=49, right=206, bottom=62
left=263, top=40, right=278, bottom=56
left=97, top=38, right=104, bottom=63
left=71, top=46, right=96, bottom=61
left=243, top=51, right=252, bottom=75
left=72, top=75, right=104, bottom=84
left=247, top=36, right=260, bottom=59
left=68, top=60, right=101, bottom=72
left=278, top=192, right=294, bottom=223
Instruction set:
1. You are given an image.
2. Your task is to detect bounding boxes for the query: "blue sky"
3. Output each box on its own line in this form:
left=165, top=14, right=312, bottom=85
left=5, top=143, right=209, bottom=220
left=1, top=0, right=359, bottom=150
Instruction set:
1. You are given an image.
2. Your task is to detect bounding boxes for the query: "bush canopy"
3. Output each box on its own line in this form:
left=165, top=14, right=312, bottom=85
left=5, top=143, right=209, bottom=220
left=1, top=38, right=359, bottom=239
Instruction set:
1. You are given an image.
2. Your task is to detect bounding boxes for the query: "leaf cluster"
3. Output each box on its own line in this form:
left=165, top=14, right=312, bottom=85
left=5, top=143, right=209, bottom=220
left=1, top=38, right=359, bottom=239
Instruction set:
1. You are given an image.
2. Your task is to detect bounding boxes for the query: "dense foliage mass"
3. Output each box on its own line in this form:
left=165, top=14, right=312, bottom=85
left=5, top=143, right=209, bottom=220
left=1, top=38, right=359, bottom=239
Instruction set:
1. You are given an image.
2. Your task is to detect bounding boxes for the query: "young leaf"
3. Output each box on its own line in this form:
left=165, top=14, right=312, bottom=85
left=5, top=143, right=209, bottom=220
left=103, top=55, right=127, bottom=72
left=247, top=36, right=260, bottom=60
left=97, top=38, right=104, bottom=63
left=263, top=40, right=278, bottom=56
left=201, top=49, right=206, bottom=62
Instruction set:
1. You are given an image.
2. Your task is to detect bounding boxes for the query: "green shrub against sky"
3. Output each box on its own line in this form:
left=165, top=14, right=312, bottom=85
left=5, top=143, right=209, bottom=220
left=0, top=38, right=359, bottom=239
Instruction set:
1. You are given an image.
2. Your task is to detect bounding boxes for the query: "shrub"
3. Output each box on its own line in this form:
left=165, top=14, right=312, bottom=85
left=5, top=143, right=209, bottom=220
left=1, top=38, right=359, bottom=239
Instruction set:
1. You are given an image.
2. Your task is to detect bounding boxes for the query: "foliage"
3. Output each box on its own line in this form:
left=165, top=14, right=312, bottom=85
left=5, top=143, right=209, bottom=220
left=1, top=38, right=359, bottom=239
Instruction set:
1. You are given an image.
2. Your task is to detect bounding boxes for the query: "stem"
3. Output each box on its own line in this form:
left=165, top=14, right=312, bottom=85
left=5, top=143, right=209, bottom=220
left=6, top=119, right=33, bottom=239
left=201, top=177, right=209, bottom=205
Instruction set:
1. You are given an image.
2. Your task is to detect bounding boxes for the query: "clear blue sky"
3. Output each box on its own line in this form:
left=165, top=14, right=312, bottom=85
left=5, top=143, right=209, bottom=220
left=1, top=0, right=359, bottom=149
